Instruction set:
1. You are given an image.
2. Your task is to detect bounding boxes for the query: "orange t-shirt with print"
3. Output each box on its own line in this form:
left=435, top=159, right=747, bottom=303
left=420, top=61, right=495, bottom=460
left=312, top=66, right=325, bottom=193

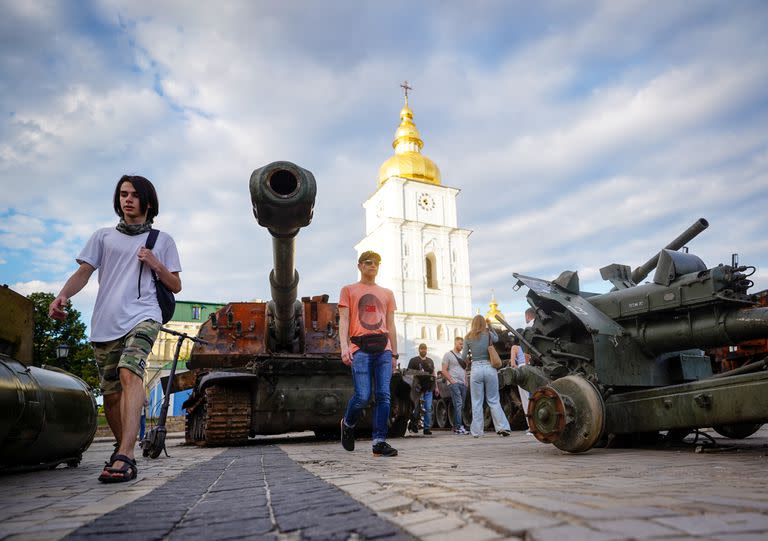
left=339, top=282, right=397, bottom=353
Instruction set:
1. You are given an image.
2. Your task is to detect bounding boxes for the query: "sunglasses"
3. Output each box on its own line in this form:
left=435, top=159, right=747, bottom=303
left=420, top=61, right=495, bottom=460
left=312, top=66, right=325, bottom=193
left=362, top=259, right=380, bottom=266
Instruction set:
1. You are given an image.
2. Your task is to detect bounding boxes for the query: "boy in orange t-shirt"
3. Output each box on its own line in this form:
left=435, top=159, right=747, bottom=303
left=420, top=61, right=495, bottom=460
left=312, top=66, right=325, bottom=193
left=339, top=250, right=399, bottom=457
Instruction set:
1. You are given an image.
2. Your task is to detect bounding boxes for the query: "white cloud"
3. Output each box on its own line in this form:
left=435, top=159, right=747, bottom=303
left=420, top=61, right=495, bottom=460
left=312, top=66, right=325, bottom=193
left=1, top=1, right=767, bottom=334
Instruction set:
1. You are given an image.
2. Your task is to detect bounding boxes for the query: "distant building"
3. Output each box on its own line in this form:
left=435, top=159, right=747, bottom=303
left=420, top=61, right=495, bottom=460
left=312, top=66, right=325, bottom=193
left=145, top=300, right=225, bottom=418
left=356, top=88, right=473, bottom=364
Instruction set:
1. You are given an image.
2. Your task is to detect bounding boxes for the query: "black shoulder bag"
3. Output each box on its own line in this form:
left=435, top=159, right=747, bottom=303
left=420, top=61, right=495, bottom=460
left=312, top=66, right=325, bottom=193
left=140, top=229, right=176, bottom=324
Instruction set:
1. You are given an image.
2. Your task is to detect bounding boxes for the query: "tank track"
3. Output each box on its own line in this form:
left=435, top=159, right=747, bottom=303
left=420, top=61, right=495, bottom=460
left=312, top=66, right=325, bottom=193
left=185, top=385, right=251, bottom=446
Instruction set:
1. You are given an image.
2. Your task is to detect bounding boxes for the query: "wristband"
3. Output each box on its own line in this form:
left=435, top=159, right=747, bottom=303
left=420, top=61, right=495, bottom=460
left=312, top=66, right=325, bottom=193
left=392, top=354, right=399, bottom=360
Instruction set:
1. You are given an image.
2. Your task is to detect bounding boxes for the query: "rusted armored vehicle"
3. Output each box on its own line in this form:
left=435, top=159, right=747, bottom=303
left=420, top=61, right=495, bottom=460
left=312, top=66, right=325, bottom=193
left=500, top=218, right=768, bottom=452
left=180, top=162, right=412, bottom=445
left=0, top=286, right=97, bottom=470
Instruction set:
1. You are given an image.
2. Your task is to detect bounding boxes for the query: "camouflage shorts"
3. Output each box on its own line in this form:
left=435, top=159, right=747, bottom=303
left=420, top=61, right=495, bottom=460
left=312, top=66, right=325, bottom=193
left=92, top=320, right=161, bottom=395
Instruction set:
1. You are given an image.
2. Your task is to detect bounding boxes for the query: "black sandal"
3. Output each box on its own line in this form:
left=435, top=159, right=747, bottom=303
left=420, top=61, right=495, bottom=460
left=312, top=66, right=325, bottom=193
left=108, top=441, right=120, bottom=463
left=98, top=454, right=137, bottom=483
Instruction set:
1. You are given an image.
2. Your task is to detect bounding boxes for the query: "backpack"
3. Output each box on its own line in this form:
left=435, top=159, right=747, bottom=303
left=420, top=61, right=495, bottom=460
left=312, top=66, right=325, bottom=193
left=142, top=229, right=176, bottom=324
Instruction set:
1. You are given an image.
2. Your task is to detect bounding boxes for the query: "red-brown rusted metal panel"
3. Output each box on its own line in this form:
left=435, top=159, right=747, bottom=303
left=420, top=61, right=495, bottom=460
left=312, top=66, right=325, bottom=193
left=303, top=297, right=341, bottom=355
left=188, top=302, right=268, bottom=369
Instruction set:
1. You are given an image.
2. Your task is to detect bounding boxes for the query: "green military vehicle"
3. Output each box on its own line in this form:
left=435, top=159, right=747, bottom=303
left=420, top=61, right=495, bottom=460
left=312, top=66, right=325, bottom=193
left=500, top=218, right=768, bottom=452
left=0, top=286, right=97, bottom=470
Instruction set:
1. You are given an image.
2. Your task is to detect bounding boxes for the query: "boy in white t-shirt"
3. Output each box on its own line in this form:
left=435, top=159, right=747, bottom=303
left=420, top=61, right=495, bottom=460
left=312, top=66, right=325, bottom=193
left=49, top=175, right=182, bottom=483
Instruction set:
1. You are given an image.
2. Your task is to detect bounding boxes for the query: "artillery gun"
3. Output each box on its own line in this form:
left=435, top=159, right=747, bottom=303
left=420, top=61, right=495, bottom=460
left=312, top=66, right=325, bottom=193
left=179, top=162, right=412, bottom=445
left=500, top=218, right=768, bottom=452
left=0, top=286, right=97, bottom=470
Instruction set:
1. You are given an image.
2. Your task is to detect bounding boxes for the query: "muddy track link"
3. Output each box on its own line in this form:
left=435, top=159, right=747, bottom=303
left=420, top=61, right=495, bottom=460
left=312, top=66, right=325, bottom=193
left=185, top=385, right=251, bottom=446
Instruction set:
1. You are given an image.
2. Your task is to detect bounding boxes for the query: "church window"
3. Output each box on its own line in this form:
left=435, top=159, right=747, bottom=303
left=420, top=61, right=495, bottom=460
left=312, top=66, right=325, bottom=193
left=421, top=326, right=427, bottom=339
left=437, top=325, right=445, bottom=340
left=425, top=253, right=438, bottom=289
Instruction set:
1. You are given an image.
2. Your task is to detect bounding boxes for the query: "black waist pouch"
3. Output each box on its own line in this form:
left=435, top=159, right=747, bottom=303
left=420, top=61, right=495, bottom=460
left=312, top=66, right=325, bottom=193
left=350, top=333, right=388, bottom=353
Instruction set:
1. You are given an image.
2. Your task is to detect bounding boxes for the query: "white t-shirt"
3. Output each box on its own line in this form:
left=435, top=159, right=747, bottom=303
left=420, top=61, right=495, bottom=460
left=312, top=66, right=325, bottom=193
left=77, top=227, right=182, bottom=342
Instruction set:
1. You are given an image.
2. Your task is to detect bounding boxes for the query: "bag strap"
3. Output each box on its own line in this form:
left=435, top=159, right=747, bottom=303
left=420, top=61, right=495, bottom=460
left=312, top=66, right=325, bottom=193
left=137, top=229, right=161, bottom=298
left=145, top=229, right=160, bottom=249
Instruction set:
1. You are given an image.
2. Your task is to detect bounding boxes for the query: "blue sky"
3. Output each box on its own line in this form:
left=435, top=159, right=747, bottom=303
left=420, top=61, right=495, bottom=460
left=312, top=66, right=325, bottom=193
left=2, top=1, right=767, bottom=332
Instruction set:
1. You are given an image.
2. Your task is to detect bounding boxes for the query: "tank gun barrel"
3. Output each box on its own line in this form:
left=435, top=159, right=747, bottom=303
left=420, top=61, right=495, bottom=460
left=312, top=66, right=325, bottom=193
left=250, top=161, right=317, bottom=348
left=631, top=218, right=708, bottom=284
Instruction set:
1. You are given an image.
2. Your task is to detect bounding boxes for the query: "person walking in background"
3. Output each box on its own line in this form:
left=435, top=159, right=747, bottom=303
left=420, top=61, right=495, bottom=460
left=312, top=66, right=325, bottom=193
left=49, top=175, right=182, bottom=483
left=407, top=343, right=437, bottom=436
left=463, top=315, right=511, bottom=437
left=442, top=336, right=469, bottom=434
left=338, top=250, right=399, bottom=457
left=510, top=335, right=531, bottom=433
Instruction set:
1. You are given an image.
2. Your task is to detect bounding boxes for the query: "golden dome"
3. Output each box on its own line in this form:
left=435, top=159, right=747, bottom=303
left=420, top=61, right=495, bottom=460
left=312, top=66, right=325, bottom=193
left=377, top=97, right=441, bottom=187
left=485, top=291, right=502, bottom=321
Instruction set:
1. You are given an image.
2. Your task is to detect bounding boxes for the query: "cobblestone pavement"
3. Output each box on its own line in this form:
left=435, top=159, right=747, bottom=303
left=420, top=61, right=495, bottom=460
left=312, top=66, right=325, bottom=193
left=283, top=427, right=768, bottom=541
left=1, top=428, right=767, bottom=540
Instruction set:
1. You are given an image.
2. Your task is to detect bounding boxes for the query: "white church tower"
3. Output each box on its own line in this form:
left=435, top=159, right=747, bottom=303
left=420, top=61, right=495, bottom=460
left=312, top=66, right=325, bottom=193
left=355, top=84, right=473, bottom=364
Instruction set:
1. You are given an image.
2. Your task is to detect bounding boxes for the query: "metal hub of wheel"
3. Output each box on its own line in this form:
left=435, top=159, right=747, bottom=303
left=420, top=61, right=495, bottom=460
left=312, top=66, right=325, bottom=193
left=528, top=386, right=567, bottom=443
left=528, top=376, right=605, bottom=453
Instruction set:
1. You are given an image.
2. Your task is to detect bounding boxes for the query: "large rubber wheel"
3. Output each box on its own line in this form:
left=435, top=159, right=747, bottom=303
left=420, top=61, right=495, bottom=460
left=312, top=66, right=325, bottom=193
left=713, top=423, right=763, bottom=439
left=529, top=376, right=605, bottom=453
left=434, top=399, right=449, bottom=428
left=389, top=415, right=408, bottom=438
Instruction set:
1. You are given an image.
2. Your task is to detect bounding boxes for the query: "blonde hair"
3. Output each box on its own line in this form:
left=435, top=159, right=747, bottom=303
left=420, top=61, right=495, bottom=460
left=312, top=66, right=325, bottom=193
left=465, top=314, right=487, bottom=340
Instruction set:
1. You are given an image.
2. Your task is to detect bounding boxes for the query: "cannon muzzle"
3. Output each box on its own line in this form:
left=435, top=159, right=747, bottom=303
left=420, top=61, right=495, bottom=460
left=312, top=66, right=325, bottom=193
left=631, top=218, right=708, bottom=284
left=250, top=161, right=317, bottom=348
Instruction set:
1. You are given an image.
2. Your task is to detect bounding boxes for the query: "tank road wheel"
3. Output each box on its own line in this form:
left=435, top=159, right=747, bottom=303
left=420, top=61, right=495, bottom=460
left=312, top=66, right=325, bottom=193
left=189, top=385, right=251, bottom=446
left=528, top=376, right=605, bottom=453
left=185, top=399, right=206, bottom=445
left=713, top=423, right=764, bottom=439
left=389, top=415, right=408, bottom=438
left=435, top=399, right=449, bottom=428
left=462, top=401, right=472, bottom=428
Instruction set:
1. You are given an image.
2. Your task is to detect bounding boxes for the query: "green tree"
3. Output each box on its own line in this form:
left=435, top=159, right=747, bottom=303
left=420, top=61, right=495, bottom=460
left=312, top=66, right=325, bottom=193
left=28, top=292, right=99, bottom=391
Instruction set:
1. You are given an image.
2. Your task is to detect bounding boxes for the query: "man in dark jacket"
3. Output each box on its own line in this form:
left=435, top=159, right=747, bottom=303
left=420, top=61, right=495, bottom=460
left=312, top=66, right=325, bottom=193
left=407, top=343, right=437, bottom=435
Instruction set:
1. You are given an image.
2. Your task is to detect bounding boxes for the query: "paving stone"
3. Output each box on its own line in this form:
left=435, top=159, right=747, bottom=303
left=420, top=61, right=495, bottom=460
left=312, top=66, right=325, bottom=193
left=5, top=428, right=768, bottom=540
left=528, top=524, right=629, bottom=541
left=467, top=502, right=562, bottom=534
left=654, top=513, right=768, bottom=536
left=589, top=518, right=683, bottom=538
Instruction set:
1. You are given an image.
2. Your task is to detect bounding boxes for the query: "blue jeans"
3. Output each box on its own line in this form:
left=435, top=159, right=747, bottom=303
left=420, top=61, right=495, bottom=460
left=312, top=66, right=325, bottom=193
left=449, top=382, right=467, bottom=428
left=470, top=361, right=510, bottom=436
left=413, top=390, right=433, bottom=430
left=344, top=349, right=392, bottom=444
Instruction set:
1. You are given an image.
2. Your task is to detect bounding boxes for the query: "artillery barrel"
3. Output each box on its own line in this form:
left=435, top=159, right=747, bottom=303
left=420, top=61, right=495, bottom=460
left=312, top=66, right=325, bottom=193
left=631, top=218, right=709, bottom=284
left=624, top=306, right=768, bottom=354
left=250, top=161, right=317, bottom=347
left=1, top=355, right=96, bottom=468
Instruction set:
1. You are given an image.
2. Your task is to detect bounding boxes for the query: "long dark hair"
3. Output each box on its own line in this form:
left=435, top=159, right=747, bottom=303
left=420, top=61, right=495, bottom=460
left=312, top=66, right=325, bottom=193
left=113, top=175, right=158, bottom=221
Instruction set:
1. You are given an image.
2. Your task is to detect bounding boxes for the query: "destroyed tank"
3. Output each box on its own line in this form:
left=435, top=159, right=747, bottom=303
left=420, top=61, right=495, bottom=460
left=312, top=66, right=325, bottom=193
left=179, top=161, right=412, bottom=445
left=0, top=286, right=97, bottom=470
left=499, top=218, right=768, bottom=452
